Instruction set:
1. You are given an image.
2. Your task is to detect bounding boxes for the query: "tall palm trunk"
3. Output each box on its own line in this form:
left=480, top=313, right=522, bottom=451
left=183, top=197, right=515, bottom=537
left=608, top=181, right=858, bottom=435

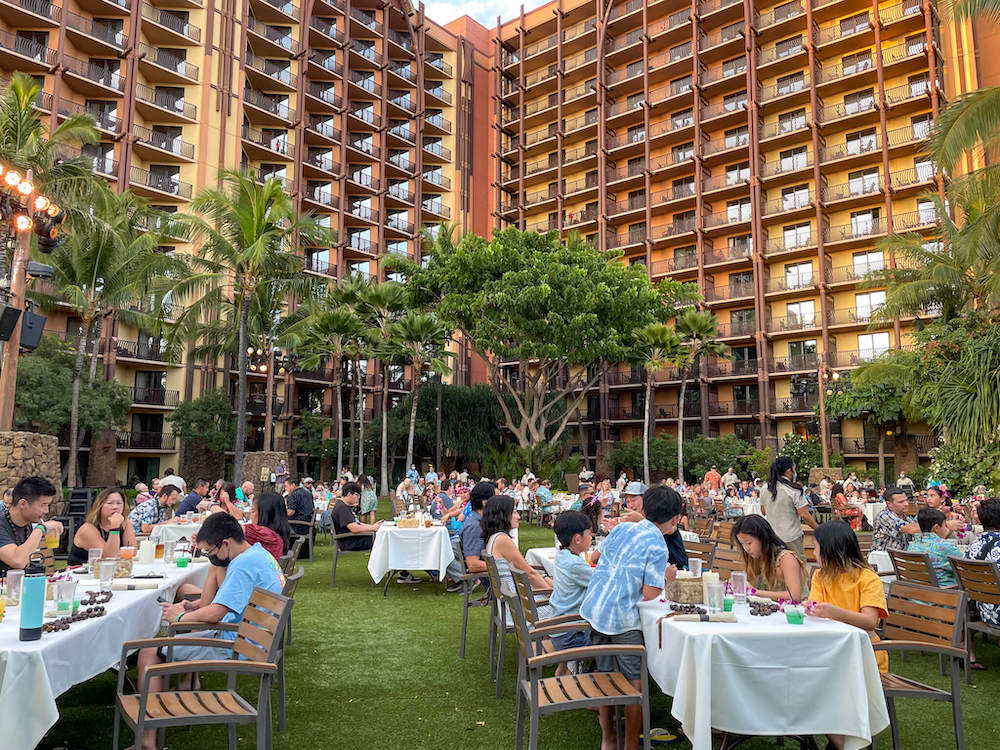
left=348, top=357, right=357, bottom=475
left=332, top=360, right=343, bottom=479
left=380, top=364, right=389, bottom=495
left=357, top=378, right=366, bottom=477
left=405, top=367, right=422, bottom=470
left=233, top=299, right=250, bottom=484
left=677, top=370, right=688, bottom=483
left=643, top=373, right=653, bottom=486
left=877, top=429, right=886, bottom=488
left=66, top=320, right=91, bottom=487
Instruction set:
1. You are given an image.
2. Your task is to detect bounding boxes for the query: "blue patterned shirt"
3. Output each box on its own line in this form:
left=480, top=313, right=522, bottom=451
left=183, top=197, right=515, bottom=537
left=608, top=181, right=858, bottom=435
left=871, top=509, right=915, bottom=552
left=906, top=532, right=959, bottom=587
left=128, top=496, right=165, bottom=534
left=581, top=519, right=668, bottom=635
left=967, top=531, right=1000, bottom=627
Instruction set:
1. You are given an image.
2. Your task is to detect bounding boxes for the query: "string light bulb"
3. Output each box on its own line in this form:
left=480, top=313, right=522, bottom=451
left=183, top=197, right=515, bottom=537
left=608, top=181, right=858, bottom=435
left=46, top=203, right=60, bottom=217
left=33, top=195, right=49, bottom=212
left=4, top=171, right=21, bottom=187
left=247, top=346, right=254, bottom=355
left=14, top=214, right=31, bottom=232
left=17, top=180, right=32, bottom=195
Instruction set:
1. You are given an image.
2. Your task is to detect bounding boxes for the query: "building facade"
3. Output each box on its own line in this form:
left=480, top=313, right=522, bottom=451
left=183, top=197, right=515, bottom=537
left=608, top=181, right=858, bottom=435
left=0, top=0, right=493, bottom=483
left=494, top=0, right=976, bottom=474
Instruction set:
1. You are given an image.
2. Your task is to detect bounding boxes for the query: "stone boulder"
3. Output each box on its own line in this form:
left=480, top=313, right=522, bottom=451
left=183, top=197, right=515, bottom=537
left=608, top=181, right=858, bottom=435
left=0, top=431, right=63, bottom=508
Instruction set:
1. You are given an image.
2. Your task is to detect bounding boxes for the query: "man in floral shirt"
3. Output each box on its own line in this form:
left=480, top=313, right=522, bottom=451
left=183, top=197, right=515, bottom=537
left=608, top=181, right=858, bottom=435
left=128, top=483, right=181, bottom=535
left=871, top=487, right=920, bottom=552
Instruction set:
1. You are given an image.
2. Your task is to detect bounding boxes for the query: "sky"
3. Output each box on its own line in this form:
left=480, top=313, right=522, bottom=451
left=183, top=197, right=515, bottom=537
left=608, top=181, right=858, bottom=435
left=423, top=0, right=519, bottom=27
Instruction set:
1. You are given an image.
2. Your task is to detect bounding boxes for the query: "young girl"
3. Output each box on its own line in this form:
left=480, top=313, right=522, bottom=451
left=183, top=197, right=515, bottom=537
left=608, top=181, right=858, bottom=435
left=808, top=522, right=888, bottom=675
left=732, top=514, right=807, bottom=602
left=359, top=474, right=378, bottom=524
left=580, top=494, right=605, bottom=536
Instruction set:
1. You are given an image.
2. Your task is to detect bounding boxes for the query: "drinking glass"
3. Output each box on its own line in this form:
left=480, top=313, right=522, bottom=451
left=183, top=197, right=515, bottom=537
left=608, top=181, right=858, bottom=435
left=56, top=579, right=77, bottom=616
left=163, top=540, right=176, bottom=564
left=119, top=546, right=136, bottom=560
left=6, top=569, right=24, bottom=606
left=44, top=528, right=59, bottom=549
left=706, top=582, right=725, bottom=614
left=88, top=547, right=103, bottom=573
left=154, top=542, right=165, bottom=560
left=731, top=571, right=748, bottom=601
left=0, top=584, right=6, bottom=622
left=689, top=558, right=703, bottom=578
left=186, top=511, right=195, bottom=523
left=98, top=559, right=117, bottom=593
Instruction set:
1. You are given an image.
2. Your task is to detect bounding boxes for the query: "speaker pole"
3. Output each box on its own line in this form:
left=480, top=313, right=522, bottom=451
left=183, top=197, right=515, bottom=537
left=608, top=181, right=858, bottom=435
left=0, top=227, right=31, bottom=431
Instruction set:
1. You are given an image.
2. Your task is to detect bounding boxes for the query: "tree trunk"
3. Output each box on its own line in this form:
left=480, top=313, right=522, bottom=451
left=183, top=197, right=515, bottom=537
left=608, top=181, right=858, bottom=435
left=435, top=376, right=442, bottom=470
left=358, top=370, right=366, bottom=478
left=67, top=321, right=91, bottom=488
left=333, top=362, right=343, bottom=480
left=348, top=358, right=357, bottom=475
left=405, top=370, right=421, bottom=470
left=380, top=364, right=389, bottom=495
left=877, top=430, right=886, bottom=488
left=677, top=373, right=688, bottom=483
left=643, top=375, right=652, bottom=486
left=577, top=412, right=588, bottom=470
left=233, top=300, right=250, bottom=485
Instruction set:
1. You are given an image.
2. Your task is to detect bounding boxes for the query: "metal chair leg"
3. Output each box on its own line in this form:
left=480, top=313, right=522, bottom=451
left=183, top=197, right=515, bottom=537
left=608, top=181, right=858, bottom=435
left=950, top=660, right=965, bottom=750
left=112, top=704, right=121, bottom=749
left=964, top=623, right=971, bottom=684
left=496, top=623, right=506, bottom=699
left=228, top=723, right=237, bottom=750
left=528, top=703, right=539, bottom=750
left=330, top=546, right=339, bottom=587
left=459, top=586, right=470, bottom=659
left=515, top=685, right=526, bottom=750
left=887, top=697, right=901, bottom=750
left=277, top=651, right=286, bottom=732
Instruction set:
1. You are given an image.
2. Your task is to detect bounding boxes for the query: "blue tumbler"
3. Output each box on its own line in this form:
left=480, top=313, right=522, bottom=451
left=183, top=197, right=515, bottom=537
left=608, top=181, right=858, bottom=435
left=19, top=573, right=46, bottom=641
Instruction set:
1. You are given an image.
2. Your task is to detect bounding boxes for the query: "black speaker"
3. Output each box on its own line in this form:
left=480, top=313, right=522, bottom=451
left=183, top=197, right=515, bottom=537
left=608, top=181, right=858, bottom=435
left=19, top=308, right=46, bottom=350
left=0, top=304, right=21, bottom=342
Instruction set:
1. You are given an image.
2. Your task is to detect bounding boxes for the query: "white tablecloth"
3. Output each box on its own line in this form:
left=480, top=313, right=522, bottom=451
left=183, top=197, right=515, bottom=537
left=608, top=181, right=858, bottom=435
left=150, top=522, right=202, bottom=545
left=526, top=530, right=700, bottom=576
left=863, top=503, right=886, bottom=529
left=639, top=599, right=889, bottom=750
left=367, top=524, right=455, bottom=583
left=0, top=560, right=210, bottom=750
left=732, top=500, right=762, bottom=516
left=868, top=550, right=893, bottom=574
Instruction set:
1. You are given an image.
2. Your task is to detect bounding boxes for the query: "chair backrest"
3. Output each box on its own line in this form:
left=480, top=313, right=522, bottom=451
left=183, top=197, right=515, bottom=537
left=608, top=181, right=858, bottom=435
left=712, top=498, right=725, bottom=516
left=391, top=493, right=406, bottom=515
left=684, top=540, right=717, bottom=569
left=856, top=533, right=873, bottom=557
left=232, top=587, right=293, bottom=664
left=883, top=580, right=965, bottom=650
left=504, top=570, right=535, bottom=666
left=282, top=565, right=305, bottom=598
left=30, top=547, right=55, bottom=575
left=277, top=552, right=292, bottom=572
left=710, top=520, right=735, bottom=546
left=509, top=561, right=544, bottom=627
left=454, top=536, right=470, bottom=576
left=483, top=553, right=505, bottom=600
left=693, top=518, right=713, bottom=539
left=802, top=534, right=819, bottom=565
left=889, top=548, right=940, bottom=587
left=710, top=545, right=745, bottom=581
left=284, top=536, right=305, bottom=574
left=949, top=556, right=1000, bottom=610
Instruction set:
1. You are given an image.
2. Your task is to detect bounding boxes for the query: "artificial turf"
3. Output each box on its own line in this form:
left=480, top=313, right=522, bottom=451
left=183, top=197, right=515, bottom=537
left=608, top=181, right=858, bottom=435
left=39, top=506, right=1000, bottom=749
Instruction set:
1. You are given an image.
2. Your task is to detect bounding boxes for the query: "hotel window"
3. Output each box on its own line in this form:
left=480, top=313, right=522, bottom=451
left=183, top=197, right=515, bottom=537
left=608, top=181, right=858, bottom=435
left=727, top=199, right=751, bottom=222
left=846, top=127, right=878, bottom=155
left=726, top=162, right=750, bottom=184
left=776, top=71, right=805, bottom=95
left=786, top=300, right=816, bottom=326
left=779, top=146, right=808, bottom=171
left=852, top=250, right=884, bottom=276
left=914, top=157, right=934, bottom=180
left=855, top=290, right=886, bottom=320
left=723, top=91, right=747, bottom=111
left=844, top=88, right=875, bottom=114
left=848, top=167, right=879, bottom=196
left=724, top=125, right=749, bottom=149
left=776, top=35, right=803, bottom=58
left=912, top=114, right=932, bottom=139
left=778, top=108, right=806, bottom=132
left=722, top=55, right=747, bottom=77
left=850, top=208, right=880, bottom=237
left=781, top=184, right=809, bottom=210
left=783, top=222, right=812, bottom=249
left=672, top=108, right=693, bottom=128
left=918, top=199, right=936, bottom=224
left=841, top=50, right=872, bottom=74
left=858, top=332, right=891, bottom=361
left=785, top=261, right=812, bottom=289
left=840, top=12, right=869, bottom=35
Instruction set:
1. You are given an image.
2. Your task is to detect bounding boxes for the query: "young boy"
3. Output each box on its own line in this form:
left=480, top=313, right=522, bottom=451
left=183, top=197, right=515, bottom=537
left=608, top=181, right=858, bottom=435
left=581, top=486, right=682, bottom=750
left=907, top=507, right=961, bottom=586
left=549, top=511, right=599, bottom=673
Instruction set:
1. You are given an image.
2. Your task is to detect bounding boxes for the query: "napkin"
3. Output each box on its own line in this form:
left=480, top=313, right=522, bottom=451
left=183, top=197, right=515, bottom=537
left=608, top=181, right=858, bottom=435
left=112, top=581, right=159, bottom=591
left=671, top=612, right=737, bottom=623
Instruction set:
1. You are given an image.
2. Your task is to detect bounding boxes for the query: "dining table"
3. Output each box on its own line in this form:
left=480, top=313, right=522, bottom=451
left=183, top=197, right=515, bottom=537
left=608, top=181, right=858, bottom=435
left=639, top=597, right=889, bottom=750
left=367, top=522, right=455, bottom=592
left=0, top=558, right=211, bottom=750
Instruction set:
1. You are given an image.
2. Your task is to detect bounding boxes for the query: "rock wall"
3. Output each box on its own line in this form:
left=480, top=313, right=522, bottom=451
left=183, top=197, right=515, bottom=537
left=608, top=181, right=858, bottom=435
left=0, top=431, right=63, bottom=506
left=808, top=467, right=843, bottom=486
left=242, top=451, right=289, bottom=492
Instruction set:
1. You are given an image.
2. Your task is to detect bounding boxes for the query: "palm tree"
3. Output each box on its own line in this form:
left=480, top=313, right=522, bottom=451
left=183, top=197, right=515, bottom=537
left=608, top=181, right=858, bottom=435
left=28, top=185, right=184, bottom=486
left=0, top=73, right=97, bottom=202
left=334, top=274, right=372, bottom=476
left=168, top=170, right=332, bottom=483
left=390, top=311, right=453, bottom=471
left=867, top=169, right=1000, bottom=322
left=674, top=309, right=727, bottom=482
left=286, top=302, right=363, bottom=479
left=633, top=323, right=682, bottom=486
left=358, top=280, right=408, bottom=495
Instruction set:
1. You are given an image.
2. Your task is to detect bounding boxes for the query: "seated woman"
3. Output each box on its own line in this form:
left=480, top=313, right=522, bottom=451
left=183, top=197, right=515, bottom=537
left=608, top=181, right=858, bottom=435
left=482, top=494, right=552, bottom=621
left=211, top=481, right=245, bottom=521
left=68, top=487, right=138, bottom=565
left=732, top=514, right=807, bottom=602
left=580, top=494, right=606, bottom=536
left=596, top=479, right=615, bottom=510
left=832, top=482, right=863, bottom=531
left=723, top=486, right=744, bottom=519
left=243, top=491, right=291, bottom=560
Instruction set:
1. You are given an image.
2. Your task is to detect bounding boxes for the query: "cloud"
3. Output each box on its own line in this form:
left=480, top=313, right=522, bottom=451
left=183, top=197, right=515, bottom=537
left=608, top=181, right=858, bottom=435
left=423, top=0, right=518, bottom=27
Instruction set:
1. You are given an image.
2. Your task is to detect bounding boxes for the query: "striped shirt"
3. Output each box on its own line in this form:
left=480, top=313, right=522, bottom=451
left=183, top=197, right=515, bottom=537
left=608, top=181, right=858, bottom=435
left=581, top=519, right=668, bottom=635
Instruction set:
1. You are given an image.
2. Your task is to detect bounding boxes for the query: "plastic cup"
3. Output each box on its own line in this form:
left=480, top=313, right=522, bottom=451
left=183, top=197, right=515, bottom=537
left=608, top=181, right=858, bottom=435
left=186, top=511, right=195, bottom=523
left=689, top=558, right=702, bottom=578
left=706, top=582, right=725, bottom=614
left=723, top=594, right=734, bottom=612
left=0, top=592, right=6, bottom=622
left=45, top=529, right=59, bottom=549
left=175, top=556, right=189, bottom=568
left=154, top=542, right=165, bottom=560
left=6, top=569, right=23, bottom=606
left=119, top=546, right=136, bottom=560
left=56, top=579, right=76, bottom=615
left=785, top=605, right=806, bottom=625
left=98, top=559, right=117, bottom=592
left=88, top=548, right=103, bottom=573
left=731, top=571, right=748, bottom=601
left=163, top=540, right=176, bottom=564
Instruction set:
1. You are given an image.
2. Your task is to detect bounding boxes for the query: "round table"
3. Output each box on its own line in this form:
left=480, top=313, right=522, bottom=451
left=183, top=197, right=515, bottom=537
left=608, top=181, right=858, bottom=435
left=149, top=522, right=202, bottom=545
left=367, top=523, right=455, bottom=586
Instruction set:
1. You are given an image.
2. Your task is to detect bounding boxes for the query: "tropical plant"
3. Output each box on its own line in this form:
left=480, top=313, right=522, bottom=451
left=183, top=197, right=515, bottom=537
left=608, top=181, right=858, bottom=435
left=167, top=170, right=332, bottom=483
left=779, top=433, right=844, bottom=478
left=357, top=280, right=408, bottom=494
left=0, top=72, right=97, bottom=203
left=674, top=309, right=727, bottom=481
left=609, top=434, right=679, bottom=479
left=27, top=185, right=183, bottom=486
left=292, top=411, right=334, bottom=466
left=632, top=323, right=682, bottom=485
left=867, top=170, right=1000, bottom=322
left=389, top=311, right=453, bottom=471
left=166, top=388, right=238, bottom=455
left=684, top=434, right=752, bottom=483
left=480, top=443, right=579, bottom=487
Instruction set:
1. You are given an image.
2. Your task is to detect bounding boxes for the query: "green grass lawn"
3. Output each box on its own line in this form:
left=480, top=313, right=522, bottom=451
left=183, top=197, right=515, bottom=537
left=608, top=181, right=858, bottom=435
left=40, top=509, right=1000, bottom=749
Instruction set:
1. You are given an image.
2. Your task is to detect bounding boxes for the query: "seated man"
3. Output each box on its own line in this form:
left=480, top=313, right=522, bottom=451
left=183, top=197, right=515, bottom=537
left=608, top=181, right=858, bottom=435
left=0, top=477, right=61, bottom=577
left=331, top=481, right=382, bottom=550
left=871, top=487, right=920, bottom=552
left=176, top=478, right=212, bottom=516
left=129, top=484, right=182, bottom=535
left=134, top=512, right=284, bottom=750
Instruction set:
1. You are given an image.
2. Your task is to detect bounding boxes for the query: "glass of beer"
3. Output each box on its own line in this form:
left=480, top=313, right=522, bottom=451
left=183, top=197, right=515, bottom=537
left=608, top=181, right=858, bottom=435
left=154, top=542, right=165, bottom=560
left=45, top=528, right=59, bottom=549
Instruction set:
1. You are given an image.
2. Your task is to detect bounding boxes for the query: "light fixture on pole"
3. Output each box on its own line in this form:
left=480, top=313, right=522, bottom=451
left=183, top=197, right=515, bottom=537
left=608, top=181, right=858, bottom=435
left=815, top=361, right=840, bottom=469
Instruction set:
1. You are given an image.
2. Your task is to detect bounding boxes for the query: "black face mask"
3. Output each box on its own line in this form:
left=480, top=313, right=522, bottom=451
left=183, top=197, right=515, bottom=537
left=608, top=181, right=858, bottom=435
left=208, top=546, right=230, bottom=567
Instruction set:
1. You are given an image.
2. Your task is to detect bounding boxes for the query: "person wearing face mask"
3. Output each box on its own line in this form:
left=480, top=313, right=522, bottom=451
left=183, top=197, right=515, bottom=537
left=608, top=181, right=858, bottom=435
left=134, top=513, right=284, bottom=750
left=759, top=455, right=818, bottom=560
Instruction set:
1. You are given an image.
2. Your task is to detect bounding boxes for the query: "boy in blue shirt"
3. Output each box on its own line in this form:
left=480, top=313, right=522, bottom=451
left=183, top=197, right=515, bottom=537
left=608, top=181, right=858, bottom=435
left=549, top=511, right=598, bottom=673
left=581, top=486, right=682, bottom=750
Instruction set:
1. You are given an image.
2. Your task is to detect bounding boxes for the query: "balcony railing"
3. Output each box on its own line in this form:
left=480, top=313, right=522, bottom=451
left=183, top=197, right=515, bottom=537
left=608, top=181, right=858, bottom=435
left=130, top=165, right=193, bottom=198
left=0, top=28, right=56, bottom=65
left=141, top=5, right=201, bottom=41
left=425, top=113, right=452, bottom=132
left=709, top=399, right=760, bottom=416
left=305, top=255, right=336, bottom=277
left=707, top=359, right=758, bottom=378
left=136, top=82, right=196, bottom=118
left=307, top=82, right=342, bottom=107
left=138, top=43, right=199, bottom=79
left=771, top=396, right=818, bottom=414
left=310, top=17, right=344, bottom=43
left=8, top=0, right=60, bottom=21
left=243, top=88, right=294, bottom=120
left=423, top=141, right=451, bottom=160
left=769, top=352, right=819, bottom=372
left=246, top=52, right=296, bottom=87
left=63, top=55, right=123, bottom=89
left=128, top=387, right=180, bottom=407
left=114, top=338, right=169, bottom=361
left=247, top=16, right=297, bottom=52
left=115, top=431, right=176, bottom=450
left=241, top=124, right=291, bottom=155
left=65, top=11, right=126, bottom=47
left=428, top=55, right=452, bottom=76
left=133, top=124, right=195, bottom=159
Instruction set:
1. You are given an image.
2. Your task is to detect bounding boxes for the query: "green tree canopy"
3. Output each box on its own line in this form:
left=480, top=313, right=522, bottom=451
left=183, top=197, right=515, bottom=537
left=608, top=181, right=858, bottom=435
left=166, top=388, right=238, bottom=455
left=404, top=226, right=698, bottom=448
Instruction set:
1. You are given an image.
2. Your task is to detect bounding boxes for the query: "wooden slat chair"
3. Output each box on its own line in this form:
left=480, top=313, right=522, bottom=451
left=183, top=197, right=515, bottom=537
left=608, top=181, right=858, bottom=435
left=455, top=538, right=487, bottom=659
left=281, top=565, right=305, bottom=646
left=391, top=492, right=406, bottom=516
left=281, top=537, right=305, bottom=577
left=330, top=529, right=375, bottom=587
left=509, top=567, right=583, bottom=660
left=288, top=509, right=318, bottom=562
left=114, top=587, right=292, bottom=750
left=876, top=581, right=967, bottom=750
left=683, top=540, right=717, bottom=570
left=949, top=556, right=1000, bottom=683
left=857, top=533, right=874, bottom=558
left=710, top=545, right=745, bottom=581
left=802, top=531, right=819, bottom=566
left=505, top=571, right=651, bottom=750
left=484, top=554, right=516, bottom=699
left=710, top=520, right=736, bottom=548
left=692, top=517, right=714, bottom=540
left=889, top=548, right=941, bottom=587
